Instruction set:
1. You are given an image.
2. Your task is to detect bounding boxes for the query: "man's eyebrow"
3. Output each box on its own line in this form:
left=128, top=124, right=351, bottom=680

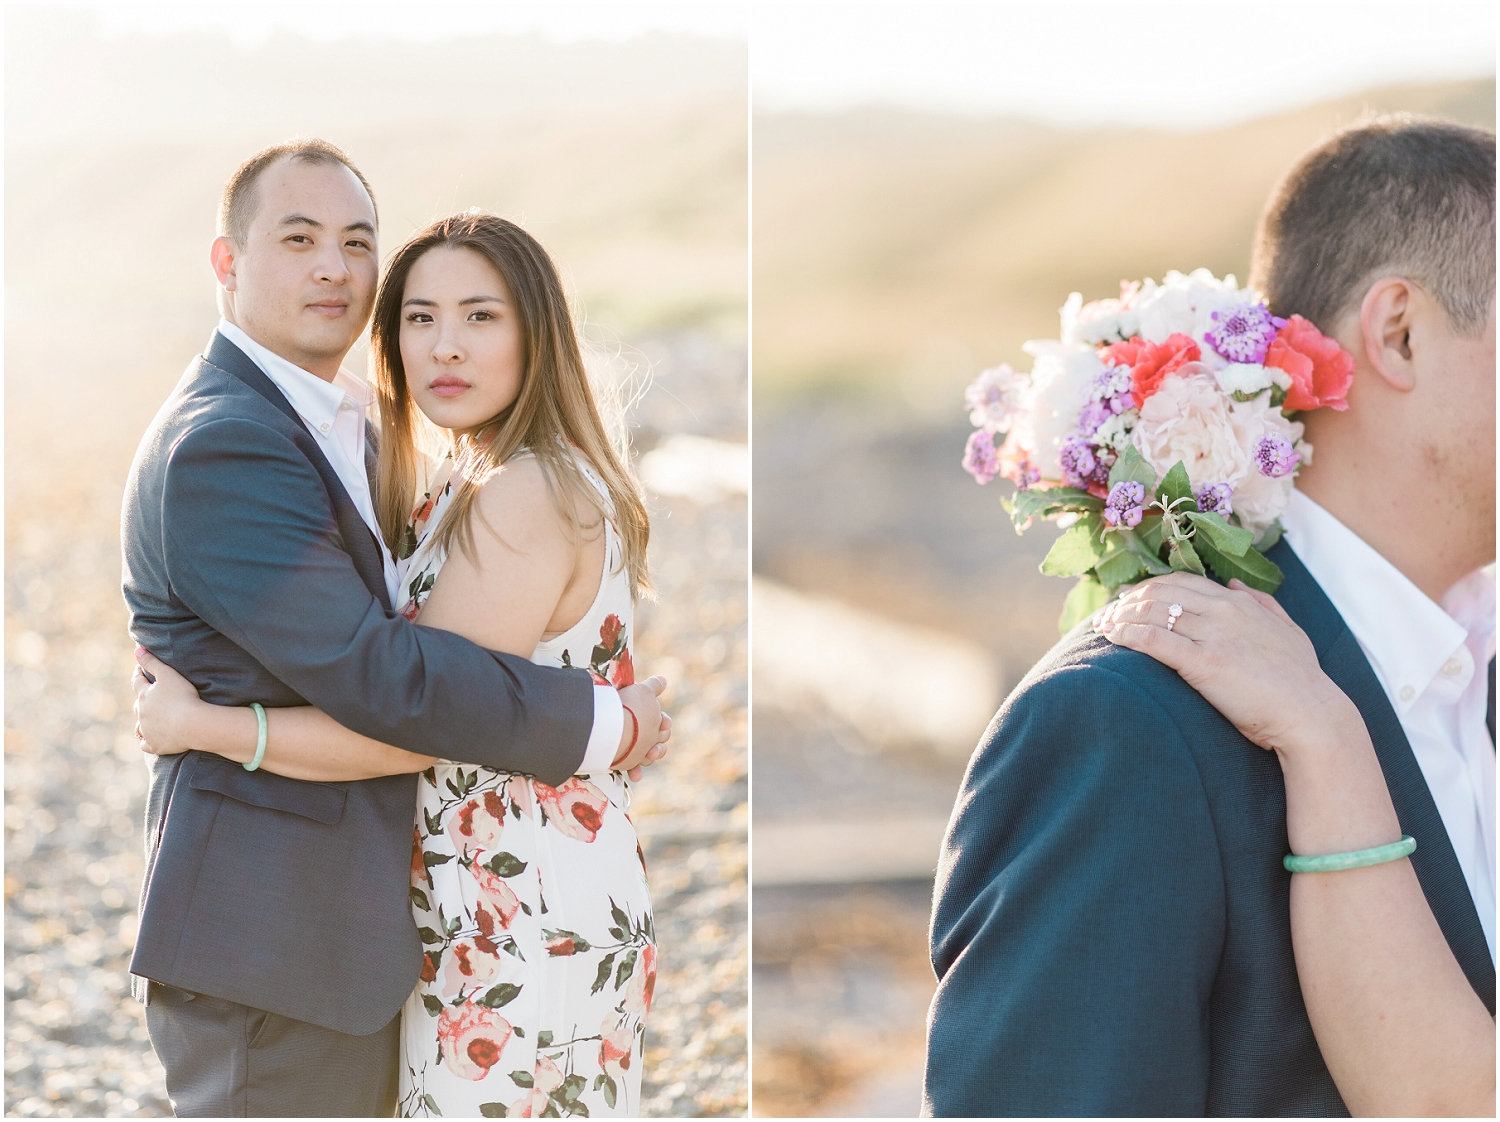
left=343, top=220, right=376, bottom=237
left=277, top=214, right=323, bottom=230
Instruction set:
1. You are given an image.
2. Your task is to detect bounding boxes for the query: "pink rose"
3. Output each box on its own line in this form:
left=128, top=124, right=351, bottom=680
left=623, top=942, right=658, bottom=1016
left=436, top=1001, right=512, bottom=1081
left=599, top=1017, right=635, bottom=1081
left=441, top=937, right=504, bottom=997
left=1264, top=314, right=1354, bottom=412
left=610, top=647, right=635, bottom=688
left=535, top=777, right=610, bottom=844
left=448, top=791, right=506, bottom=858
left=509, top=1091, right=551, bottom=1117
left=469, top=862, right=522, bottom=930
left=1103, top=333, right=1202, bottom=408
left=507, top=1055, right=564, bottom=1116
left=546, top=935, right=579, bottom=957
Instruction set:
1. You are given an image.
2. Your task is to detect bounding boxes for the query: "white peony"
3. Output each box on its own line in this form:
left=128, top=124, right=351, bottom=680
left=1061, top=290, right=1139, bottom=347
left=1130, top=367, right=1303, bottom=539
left=1131, top=270, right=1258, bottom=370
left=1014, top=340, right=1103, bottom=481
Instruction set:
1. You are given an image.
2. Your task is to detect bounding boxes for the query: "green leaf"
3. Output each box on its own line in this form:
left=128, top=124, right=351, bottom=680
left=410, top=887, right=431, bottom=912
left=479, top=983, right=521, bottom=1009
left=1039, top=514, right=1108, bottom=577
left=421, top=993, right=444, bottom=1017
left=537, top=1030, right=554, bottom=1049
left=1058, top=576, right=1109, bottom=634
left=593, top=1075, right=605, bottom=1091
left=602, top=1076, right=618, bottom=1110
left=560, top=1074, right=587, bottom=1103
left=513, top=1026, right=526, bottom=1038
left=1183, top=510, right=1254, bottom=557
left=610, top=901, right=631, bottom=932
left=1256, top=518, right=1284, bottom=552
left=1196, top=538, right=1285, bottom=594
left=1005, top=486, right=1102, bottom=532
left=423, top=851, right=454, bottom=871
left=1094, top=548, right=1145, bottom=589
left=1108, top=444, right=1157, bottom=490
left=1167, top=537, right=1206, bottom=575
left=417, top=926, right=443, bottom=945
left=423, top=808, right=443, bottom=835
left=1156, top=460, right=1193, bottom=506
left=591, top=952, right=617, bottom=995
left=510, top=1071, right=535, bottom=1088
left=424, top=1094, right=443, bottom=1116
left=480, top=1105, right=508, bottom=1118
left=1137, top=514, right=1166, bottom=556
left=485, top=852, right=528, bottom=878
left=615, top=948, right=639, bottom=991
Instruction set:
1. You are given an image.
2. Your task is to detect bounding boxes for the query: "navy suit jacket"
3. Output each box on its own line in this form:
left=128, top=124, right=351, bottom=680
left=924, top=541, right=1494, bottom=1116
left=121, top=332, right=596, bottom=1034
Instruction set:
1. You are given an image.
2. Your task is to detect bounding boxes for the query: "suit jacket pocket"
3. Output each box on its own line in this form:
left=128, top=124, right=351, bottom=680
left=188, top=753, right=348, bottom=825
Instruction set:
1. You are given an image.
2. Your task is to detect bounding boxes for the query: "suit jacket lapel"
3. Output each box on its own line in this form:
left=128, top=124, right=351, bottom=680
left=204, top=331, right=393, bottom=612
left=1270, top=540, right=1495, bottom=1012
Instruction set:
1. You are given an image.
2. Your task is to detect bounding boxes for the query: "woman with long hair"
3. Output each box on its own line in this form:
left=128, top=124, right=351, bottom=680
left=136, top=212, right=662, bottom=1117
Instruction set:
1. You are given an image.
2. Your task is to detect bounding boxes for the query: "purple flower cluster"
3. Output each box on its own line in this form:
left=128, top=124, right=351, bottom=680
left=1254, top=433, right=1301, bottom=478
left=1103, top=481, right=1146, bottom=528
left=1205, top=302, right=1287, bottom=364
left=1015, top=459, right=1041, bottom=490
left=1193, top=482, right=1234, bottom=516
left=1059, top=436, right=1114, bottom=490
left=1084, top=364, right=1134, bottom=424
left=962, top=429, right=1000, bottom=484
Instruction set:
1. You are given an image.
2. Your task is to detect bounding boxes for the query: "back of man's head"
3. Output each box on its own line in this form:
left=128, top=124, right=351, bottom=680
left=218, top=138, right=378, bottom=249
left=1250, top=114, right=1495, bottom=337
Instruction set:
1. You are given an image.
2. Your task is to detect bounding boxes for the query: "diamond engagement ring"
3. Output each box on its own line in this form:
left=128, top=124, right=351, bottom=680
left=1166, top=603, right=1183, bottom=632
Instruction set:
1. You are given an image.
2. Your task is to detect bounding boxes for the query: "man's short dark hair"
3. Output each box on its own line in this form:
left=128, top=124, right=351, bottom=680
left=218, top=138, right=378, bottom=248
left=1250, top=114, right=1495, bottom=336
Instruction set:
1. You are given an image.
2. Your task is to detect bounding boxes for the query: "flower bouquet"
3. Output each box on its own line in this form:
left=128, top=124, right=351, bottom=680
left=962, top=269, right=1355, bottom=632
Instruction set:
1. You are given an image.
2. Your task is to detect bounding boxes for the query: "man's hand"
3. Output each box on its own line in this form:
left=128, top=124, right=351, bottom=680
left=614, top=676, right=672, bottom=779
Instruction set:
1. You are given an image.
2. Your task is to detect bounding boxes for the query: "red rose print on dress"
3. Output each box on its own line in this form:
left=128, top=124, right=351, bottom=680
left=600, top=613, right=623, bottom=649
left=535, top=777, right=611, bottom=843
left=610, top=646, right=634, bottom=687
left=599, top=1016, right=635, bottom=1082
left=441, top=937, right=504, bottom=998
left=448, top=790, right=507, bottom=858
left=469, top=862, right=523, bottom=929
left=436, top=1001, right=513, bottom=1081
left=411, top=827, right=430, bottom=891
left=623, top=941, right=658, bottom=1015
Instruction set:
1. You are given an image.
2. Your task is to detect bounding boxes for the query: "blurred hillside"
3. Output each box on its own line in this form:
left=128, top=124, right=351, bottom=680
left=754, top=77, right=1494, bottom=407
left=6, top=8, right=746, bottom=503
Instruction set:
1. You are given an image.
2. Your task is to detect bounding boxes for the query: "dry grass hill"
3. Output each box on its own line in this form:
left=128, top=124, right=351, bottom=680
left=754, top=78, right=1494, bottom=407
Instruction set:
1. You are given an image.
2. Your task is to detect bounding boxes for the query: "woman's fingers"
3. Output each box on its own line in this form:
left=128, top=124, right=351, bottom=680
left=1102, top=618, right=1200, bottom=671
left=643, top=675, right=667, bottom=697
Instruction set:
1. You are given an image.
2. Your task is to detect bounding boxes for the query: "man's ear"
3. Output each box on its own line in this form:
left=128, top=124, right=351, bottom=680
left=209, top=236, right=238, bottom=292
left=1358, top=276, right=1417, bottom=392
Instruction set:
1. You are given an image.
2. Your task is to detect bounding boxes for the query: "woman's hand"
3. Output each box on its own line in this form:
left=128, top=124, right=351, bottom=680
left=1096, top=573, right=1364, bottom=759
left=132, top=647, right=207, bottom=757
left=615, top=676, right=672, bottom=778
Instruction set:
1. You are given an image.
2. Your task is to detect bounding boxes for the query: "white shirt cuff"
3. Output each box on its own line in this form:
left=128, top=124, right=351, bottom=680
left=581, top=685, right=624, bottom=773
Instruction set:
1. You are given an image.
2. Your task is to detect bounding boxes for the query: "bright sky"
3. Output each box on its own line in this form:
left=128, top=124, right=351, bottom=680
left=753, top=1, right=1496, bottom=128
left=88, top=1, right=748, bottom=44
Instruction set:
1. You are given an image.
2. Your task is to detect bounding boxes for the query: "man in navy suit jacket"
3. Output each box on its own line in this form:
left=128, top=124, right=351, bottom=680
left=924, top=116, right=1495, bottom=1116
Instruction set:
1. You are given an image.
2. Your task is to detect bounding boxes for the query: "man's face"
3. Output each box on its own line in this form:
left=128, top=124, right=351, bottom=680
left=1422, top=302, right=1496, bottom=543
left=218, top=158, right=378, bottom=378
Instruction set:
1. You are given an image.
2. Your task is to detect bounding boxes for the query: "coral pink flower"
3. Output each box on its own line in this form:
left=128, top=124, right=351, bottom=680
left=1103, top=334, right=1202, bottom=407
left=448, top=790, right=506, bottom=858
left=441, top=937, right=504, bottom=997
left=600, top=1016, right=635, bottom=1081
left=535, top=777, right=610, bottom=843
left=469, top=862, right=523, bottom=929
left=436, top=1001, right=512, bottom=1081
left=1263, top=314, right=1354, bottom=412
left=623, top=942, right=658, bottom=1015
left=610, top=647, right=635, bottom=688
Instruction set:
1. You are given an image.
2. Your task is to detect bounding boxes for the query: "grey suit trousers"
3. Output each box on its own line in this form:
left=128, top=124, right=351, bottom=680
left=143, top=982, right=399, bottom=1117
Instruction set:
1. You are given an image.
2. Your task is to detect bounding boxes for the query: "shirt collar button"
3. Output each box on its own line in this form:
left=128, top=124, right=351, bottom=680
left=1442, top=658, right=1463, bottom=676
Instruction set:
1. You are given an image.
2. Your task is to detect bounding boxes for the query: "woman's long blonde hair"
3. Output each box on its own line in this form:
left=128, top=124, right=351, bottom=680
left=371, top=212, right=650, bottom=597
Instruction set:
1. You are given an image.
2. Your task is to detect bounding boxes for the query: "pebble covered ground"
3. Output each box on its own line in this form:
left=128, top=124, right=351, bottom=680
left=4, top=331, right=747, bottom=1117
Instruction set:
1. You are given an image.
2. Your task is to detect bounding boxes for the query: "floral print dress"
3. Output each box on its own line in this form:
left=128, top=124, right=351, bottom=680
left=395, top=453, right=655, bottom=1119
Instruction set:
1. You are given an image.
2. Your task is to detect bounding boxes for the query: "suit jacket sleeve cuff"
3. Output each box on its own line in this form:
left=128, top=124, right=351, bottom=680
left=581, top=685, right=625, bottom=773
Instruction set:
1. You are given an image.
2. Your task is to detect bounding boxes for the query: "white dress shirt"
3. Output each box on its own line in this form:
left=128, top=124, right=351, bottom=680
left=216, top=320, right=623, bottom=772
left=1281, top=489, right=1496, bottom=962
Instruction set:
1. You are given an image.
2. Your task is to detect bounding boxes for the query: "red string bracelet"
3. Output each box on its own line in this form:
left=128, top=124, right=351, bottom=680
left=613, top=703, right=640, bottom=767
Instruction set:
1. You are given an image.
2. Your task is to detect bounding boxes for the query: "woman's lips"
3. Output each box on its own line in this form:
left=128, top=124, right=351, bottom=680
left=428, top=376, right=471, bottom=398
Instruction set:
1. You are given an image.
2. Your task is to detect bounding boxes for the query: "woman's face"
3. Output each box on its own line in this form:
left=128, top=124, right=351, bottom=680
left=400, top=245, right=524, bottom=433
